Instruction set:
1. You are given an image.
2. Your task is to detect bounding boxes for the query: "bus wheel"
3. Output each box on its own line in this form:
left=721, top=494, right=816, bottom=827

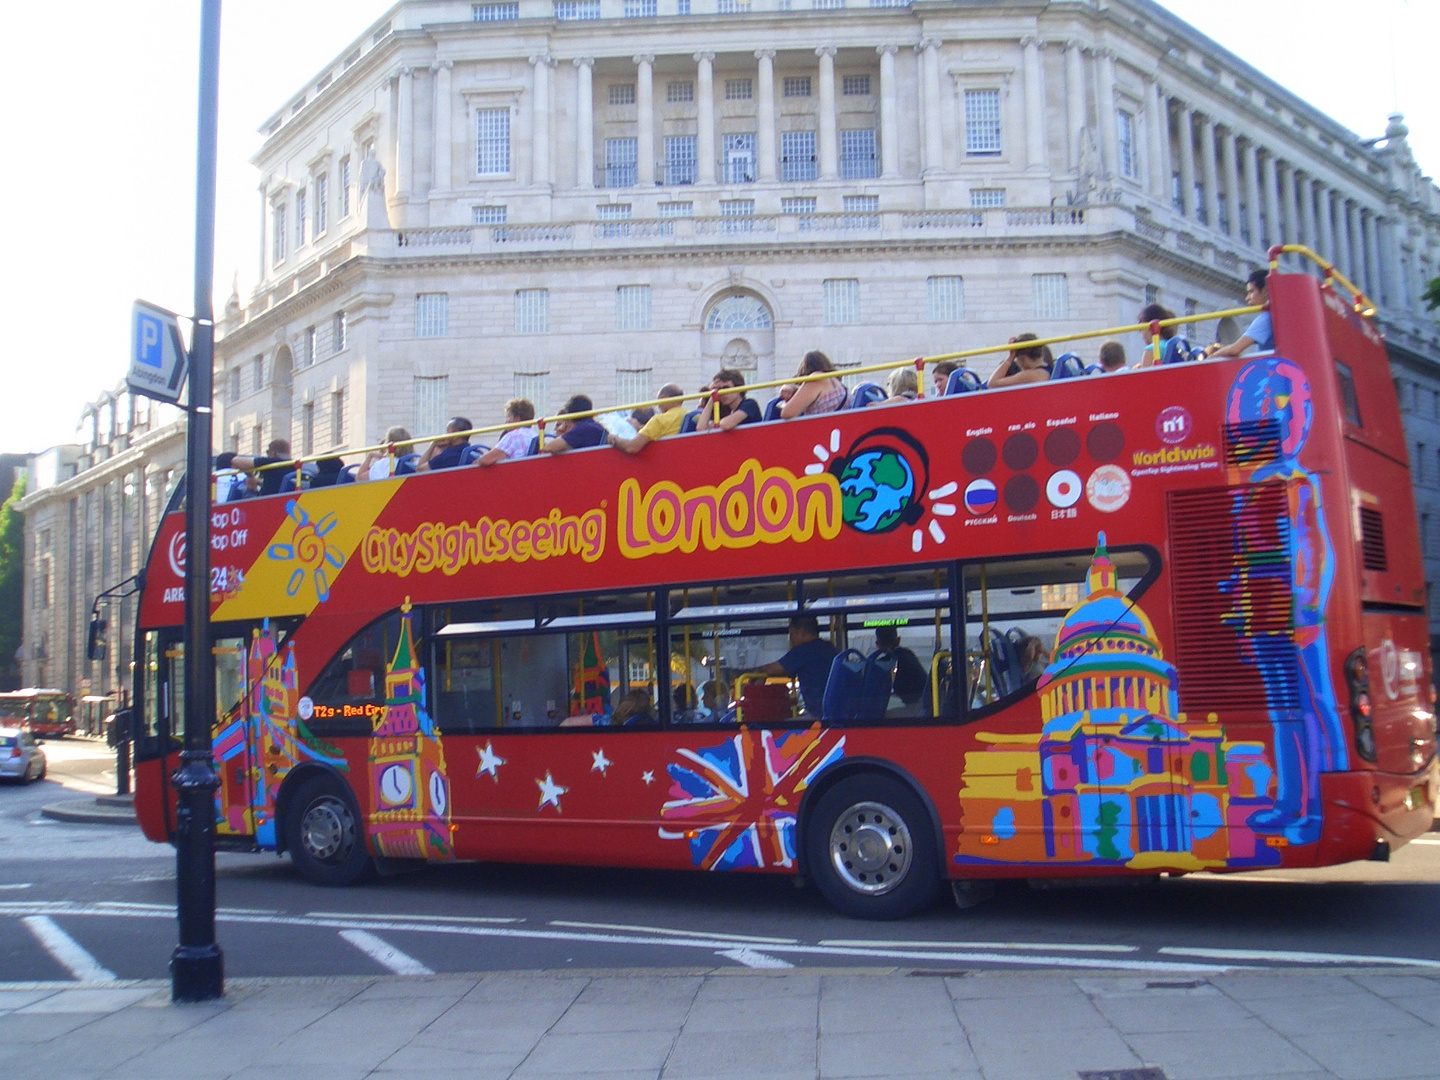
left=805, top=773, right=939, bottom=920
left=285, top=775, right=372, bottom=887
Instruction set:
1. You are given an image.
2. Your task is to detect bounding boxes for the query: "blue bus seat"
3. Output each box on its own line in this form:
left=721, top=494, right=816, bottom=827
left=849, top=382, right=887, bottom=409
left=762, top=396, right=784, bottom=422
left=1050, top=352, right=1086, bottom=379
left=945, top=369, right=984, bottom=395
left=1160, top=336, right=1198, bottom=365
left=394, top=453, right=421, bottom=476
left=822, top=649, right=895, bottom=721
left=459, top=443, right=488, bottom=466
left=679, top=409, right=702, bottom=434
left=1084, top=363, right=1105, bottom=376
left=336, top=464, right=360, bottom=484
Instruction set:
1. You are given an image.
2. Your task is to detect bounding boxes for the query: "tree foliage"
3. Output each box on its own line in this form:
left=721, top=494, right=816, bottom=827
left=0, top=475, right=26, bottom=691
left=1425, top=276, right=1440, bottom=314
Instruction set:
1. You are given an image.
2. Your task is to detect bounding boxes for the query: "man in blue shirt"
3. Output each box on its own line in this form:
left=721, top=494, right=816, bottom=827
left=1205, top=270, right=1274, bottom=359
left=416, top=417, right=473, bottom=471
left=751, top=616, right=837, bottom=717
left=544, top=395, right=608, bottom=453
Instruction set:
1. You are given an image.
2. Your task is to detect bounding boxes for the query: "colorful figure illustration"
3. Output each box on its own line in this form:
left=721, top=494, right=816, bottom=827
left=1224, top=358, right=1346, bottom=845
left=660, top=725, right=845, bottom=870
left=956, top=535, right=1280, bottom=870
left=366, top=601, right=453, bottom=859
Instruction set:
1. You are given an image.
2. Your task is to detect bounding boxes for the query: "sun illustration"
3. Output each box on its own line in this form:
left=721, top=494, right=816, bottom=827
left=267, top=500, right=345, bottom=602
left=805, top=427, right=958, bottom=552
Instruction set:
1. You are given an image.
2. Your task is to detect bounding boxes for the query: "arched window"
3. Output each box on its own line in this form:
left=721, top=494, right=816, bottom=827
left=705, top=294, right=772, bottom=331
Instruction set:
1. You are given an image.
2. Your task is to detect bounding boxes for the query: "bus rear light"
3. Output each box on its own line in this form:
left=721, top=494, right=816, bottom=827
left=1355, top=692, right=1372, bottom=719
left=1345, top=647, right=1377, bottom=762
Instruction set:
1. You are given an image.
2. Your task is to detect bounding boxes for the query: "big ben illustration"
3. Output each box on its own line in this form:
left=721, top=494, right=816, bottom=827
left=367, top=601, right=453, bottom=858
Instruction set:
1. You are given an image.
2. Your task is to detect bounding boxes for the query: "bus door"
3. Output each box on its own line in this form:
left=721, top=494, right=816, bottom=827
left=212, top=630, right=256, bottom=837
left=134, top=628, right=186, bottom=838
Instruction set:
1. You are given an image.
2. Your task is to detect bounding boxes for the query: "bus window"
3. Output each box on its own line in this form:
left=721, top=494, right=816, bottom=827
left=214, top=637, right=247, bottom=727
left=1335, top=360, right=1362, bottom=427
left=140, top=632, right=161, bottom=740
left=963, top=547, right=1155, bottom=713
left=307, top=613, right=402, bottom=718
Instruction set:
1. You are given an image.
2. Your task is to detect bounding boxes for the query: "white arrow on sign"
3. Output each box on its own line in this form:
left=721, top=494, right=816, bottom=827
left=127, top=300, right=188, bottom=405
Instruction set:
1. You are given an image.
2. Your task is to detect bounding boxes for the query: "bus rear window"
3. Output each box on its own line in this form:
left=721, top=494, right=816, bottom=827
left=1335, top=360, right=1362, bottom=427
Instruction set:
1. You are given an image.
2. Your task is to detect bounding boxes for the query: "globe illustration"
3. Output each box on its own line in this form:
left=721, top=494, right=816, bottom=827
left=839, top=447, right=916, bottom=533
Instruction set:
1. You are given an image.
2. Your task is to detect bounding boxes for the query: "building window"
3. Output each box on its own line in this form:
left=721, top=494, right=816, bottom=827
left=228, top=367, right=242, bottom=404
left=314, top=174, right=328, bottom=233
left=1239, top=201, right=1251, bottom=244
left=515, top=289, right=550, bottom=334
left=706, top=294, right=773, bottom=330
left=717, top=0, right=750, bottom=11
left=839, top=128, right=878, bottom=179
left=666, top=81, right=694, bottom=103
left=251, top=426, right=263, bottom=455
left=303, top=326, right=317, bottom=368
left=624, top=0, right=657, bottom=13
left=476, top=107, right=511, bottom=175
left=413, top=376, right=449, bottom=438
left=782, top=196, right=817, bottom=214
left=272, top=204, right=286, bottom=265
left=658, top=201, right=693, bottom=218
left=473, top=2, right=520, bottom=18
left=725, top=78, right=753, bottom=100
left=604, top=138, right=638, bottom=187
left=616, top=368, right=652, bottom=405
left=841, top=74, right=870, bottom=96
left=722, top=133, right=756, bottom=183
left=677, top=0, right=689, bottom=11
left=616, top=285, right=652, bottom=330
left=1032, top=273, right=1069, bottom=319
left=554, top=0, right=601, bottom=18
left=824, top=279, right=860, bottom=325
left=1172, top=173, right=1184, bottom=213
left=720, top=199, right=755, bottom=216
left=964, top=89, right=1002, bottom=156
left=597, top=202, right=633, bottom=238
left=472, top=205, right=508, bottom=224
left=1144, top=284, right=1160, bottom=307
left=664, top=135, right=698, bottom=185
left=416, top=292, right=449, bottom=338
left=1217, top=192, right=1230, bottom=234
left=1416, top=444, right=1427, bottom=485
left=331, top=390, right=345, bottom=445
left=783, top=75, right=812, bottom=98
left=1194, top=183, right=1208, bottom=225
left=609, top=83, right=636, bottom=106
left=333, top=311, right=347, bottom=353
left=253, top=355, right=265, bottom=393
left=969, top=188, right=1005, bottom=208
left=927, top=275, right=965, bottom=321
left=1117, top=110, right=1137, bottom=179
left=514, top=372, right=550, bottom=417
left=339, top=157, right=351, bottom=217
left=781, top=130, right=817, bottom=181
left=301, top=402, right=315, bottom=456
left=295, top=188, right=308, bottom=246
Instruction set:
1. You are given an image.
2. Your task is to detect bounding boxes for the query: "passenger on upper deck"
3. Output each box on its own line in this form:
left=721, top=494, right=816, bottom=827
left=360, top=426, right=412, bottom=481
left=869, top=366, right=919, bottom=406
left=931, top=361, right=958, bottom=396
left=695, top=370, right=762, bottom=432
left=543, top=395, right=607, bottom=454
left=1097, top=340, right=1128, bottom=373
left=779, top=351, right=848, bottom=418
left=416, top=418, right=472, bottom=472
left=1135, top=304, right=1177, bottom=367
left=986, top=334, right=1052, bottom=388
left=476, top=399, right=538, bottom=466
left=1204, top=270, right=1274, bottom=359
left=214, top=439, right=292, bottom=497
left=610, top=383, right=687, bottom=454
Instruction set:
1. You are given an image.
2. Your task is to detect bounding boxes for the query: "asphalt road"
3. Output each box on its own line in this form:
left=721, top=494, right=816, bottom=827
left=3, top=740, right=1438, bottom=984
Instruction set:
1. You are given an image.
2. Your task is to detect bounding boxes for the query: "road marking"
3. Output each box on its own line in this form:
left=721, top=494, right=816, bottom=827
left=310, top=910, right=520, bottom=925
left=819, top=938, right=1137, bottom=953
left=0, top=884, right=32, bottom=891
left=717, top=947, right=794, bottom=969
left=1408, top=837, right=1440, bottom=846
left=1159, top=946, right=1440, bottom=969
left=552, top=920, right=797, bottom=944
left=339, top=929, right=434, bottom=975
left=21, top=916, right=116, bottom=983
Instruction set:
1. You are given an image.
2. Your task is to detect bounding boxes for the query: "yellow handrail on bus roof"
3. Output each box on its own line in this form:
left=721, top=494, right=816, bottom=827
left=247, top=299, right=1280, bottom=477
left=1269, top=243, right=1377, bottom=319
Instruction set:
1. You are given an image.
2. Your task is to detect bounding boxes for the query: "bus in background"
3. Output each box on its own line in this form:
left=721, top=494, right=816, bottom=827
left=0, top=689, right=74, bottom=739
left=127, top=257, right=1437, bottom=919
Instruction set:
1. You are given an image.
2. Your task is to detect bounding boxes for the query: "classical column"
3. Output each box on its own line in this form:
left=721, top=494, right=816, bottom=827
left=1022, top=37, right=1048, bottom=172
left=1298, top=173, right=1317, bottom=259
left=1336, top=196, right=1354, bottom=280
left=1221, top=128, right=1241, bottom=237
left=817, top=47, right=838, bottom=180
left=1146, top=80, right=1166, bottom=199
left=574, top=57, right=594, bottom=189
left=756, top=49, right=777, bottom=182
left=530, top=54, right=552, bottom=186
left=257, top=182, right=268, bottom=279
left=1280, top=161, right=1298, bottom=247
left=635, top=54, right=655, bottom=186
left=1381, top=217, right=1403, bottom=309
left=432, top=61, right=453, bottom=192
left=695, top=51, right=716, bottom=184
left=1176, top=104, right=1196, bottom=220
left=1199, top=114, right=1220, bottom=230
left=1243, top=141, right=1262, bottom=249
left=1261, top=152, right=1280, bottom=249
left=1157, top=92, right=1174, bottom=204
left=1317, top=185, right=1335, bottom=266
left=396, top=67, right=415, bottom=199
left=877, top=45, right=899, bottom=178
left=1096, top=48, right=1116, bottom=179
left=1065, top=41, right=1086, bottom=171
left=1363, top=210, right=1381, bottom=301
left=919, top=38, right=943, bottom=176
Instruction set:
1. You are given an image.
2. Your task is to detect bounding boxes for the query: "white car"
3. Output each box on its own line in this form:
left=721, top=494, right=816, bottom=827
left=0, top=727, right=46, bottom=783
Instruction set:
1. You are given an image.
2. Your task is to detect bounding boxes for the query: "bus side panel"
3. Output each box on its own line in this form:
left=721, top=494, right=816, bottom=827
left=134, top=753, right=175, bottom=844
left=1361, top=609, right=1437, bottom=780
left=1345, top=442, right=1427, bottom=611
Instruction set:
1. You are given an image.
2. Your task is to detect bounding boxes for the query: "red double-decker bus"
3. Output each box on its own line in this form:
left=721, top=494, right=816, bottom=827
left=130, top=261, right=1437, bottom=918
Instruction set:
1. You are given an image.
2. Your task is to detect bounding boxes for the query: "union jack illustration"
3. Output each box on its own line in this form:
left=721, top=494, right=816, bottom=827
left=660, top=725, right=845, bottom=871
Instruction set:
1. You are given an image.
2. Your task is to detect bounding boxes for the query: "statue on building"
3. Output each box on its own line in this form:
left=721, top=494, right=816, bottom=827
left=359, top=152, right=392, bottom=231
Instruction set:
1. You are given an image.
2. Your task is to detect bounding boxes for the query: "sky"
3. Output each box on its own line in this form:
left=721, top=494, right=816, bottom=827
left=0, top=0, right=1434, bottom=454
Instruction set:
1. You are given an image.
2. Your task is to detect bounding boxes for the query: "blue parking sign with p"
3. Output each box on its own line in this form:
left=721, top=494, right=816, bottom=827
left=128, top=299, right=187, bottom=404
left=136, top=312, right=165, bottom=368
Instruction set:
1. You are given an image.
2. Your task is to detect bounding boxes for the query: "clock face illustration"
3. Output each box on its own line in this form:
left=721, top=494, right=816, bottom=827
left=379, top=763, right=414, bottom=806
left=429, top=771, right=448, bottom=817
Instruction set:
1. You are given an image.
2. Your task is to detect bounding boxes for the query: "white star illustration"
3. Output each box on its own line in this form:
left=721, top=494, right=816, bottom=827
left=641, top=770, right=654, bottom=786
left=591, top=748, right=611, bottom=775
left=536, top=772, right=568, bottom=812
left=476, top=742, right=506, bottom=781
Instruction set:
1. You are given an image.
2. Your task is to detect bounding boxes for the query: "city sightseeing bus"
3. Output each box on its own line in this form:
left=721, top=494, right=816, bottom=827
left=129, top=255, right=1438, bottom=919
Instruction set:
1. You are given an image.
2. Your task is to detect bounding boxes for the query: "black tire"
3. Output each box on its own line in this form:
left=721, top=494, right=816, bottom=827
left=805, top=772, right=940, bottom=920
left=284, top=774, right=373, bottom=887
left=34, top=761, right=46, bottom=782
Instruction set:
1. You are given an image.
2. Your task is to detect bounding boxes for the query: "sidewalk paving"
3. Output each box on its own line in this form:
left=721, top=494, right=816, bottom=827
left=1, top=966, right=1437, bottom=1080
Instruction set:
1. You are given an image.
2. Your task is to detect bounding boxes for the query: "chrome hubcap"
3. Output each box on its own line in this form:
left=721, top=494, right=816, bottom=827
left=300, top=797, right=352, bottom=862
left=829, top=800, right=912, bottom=895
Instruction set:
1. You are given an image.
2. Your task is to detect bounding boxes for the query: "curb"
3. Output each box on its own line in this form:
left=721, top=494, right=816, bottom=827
left=39, top=797, right=138, bottom=826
